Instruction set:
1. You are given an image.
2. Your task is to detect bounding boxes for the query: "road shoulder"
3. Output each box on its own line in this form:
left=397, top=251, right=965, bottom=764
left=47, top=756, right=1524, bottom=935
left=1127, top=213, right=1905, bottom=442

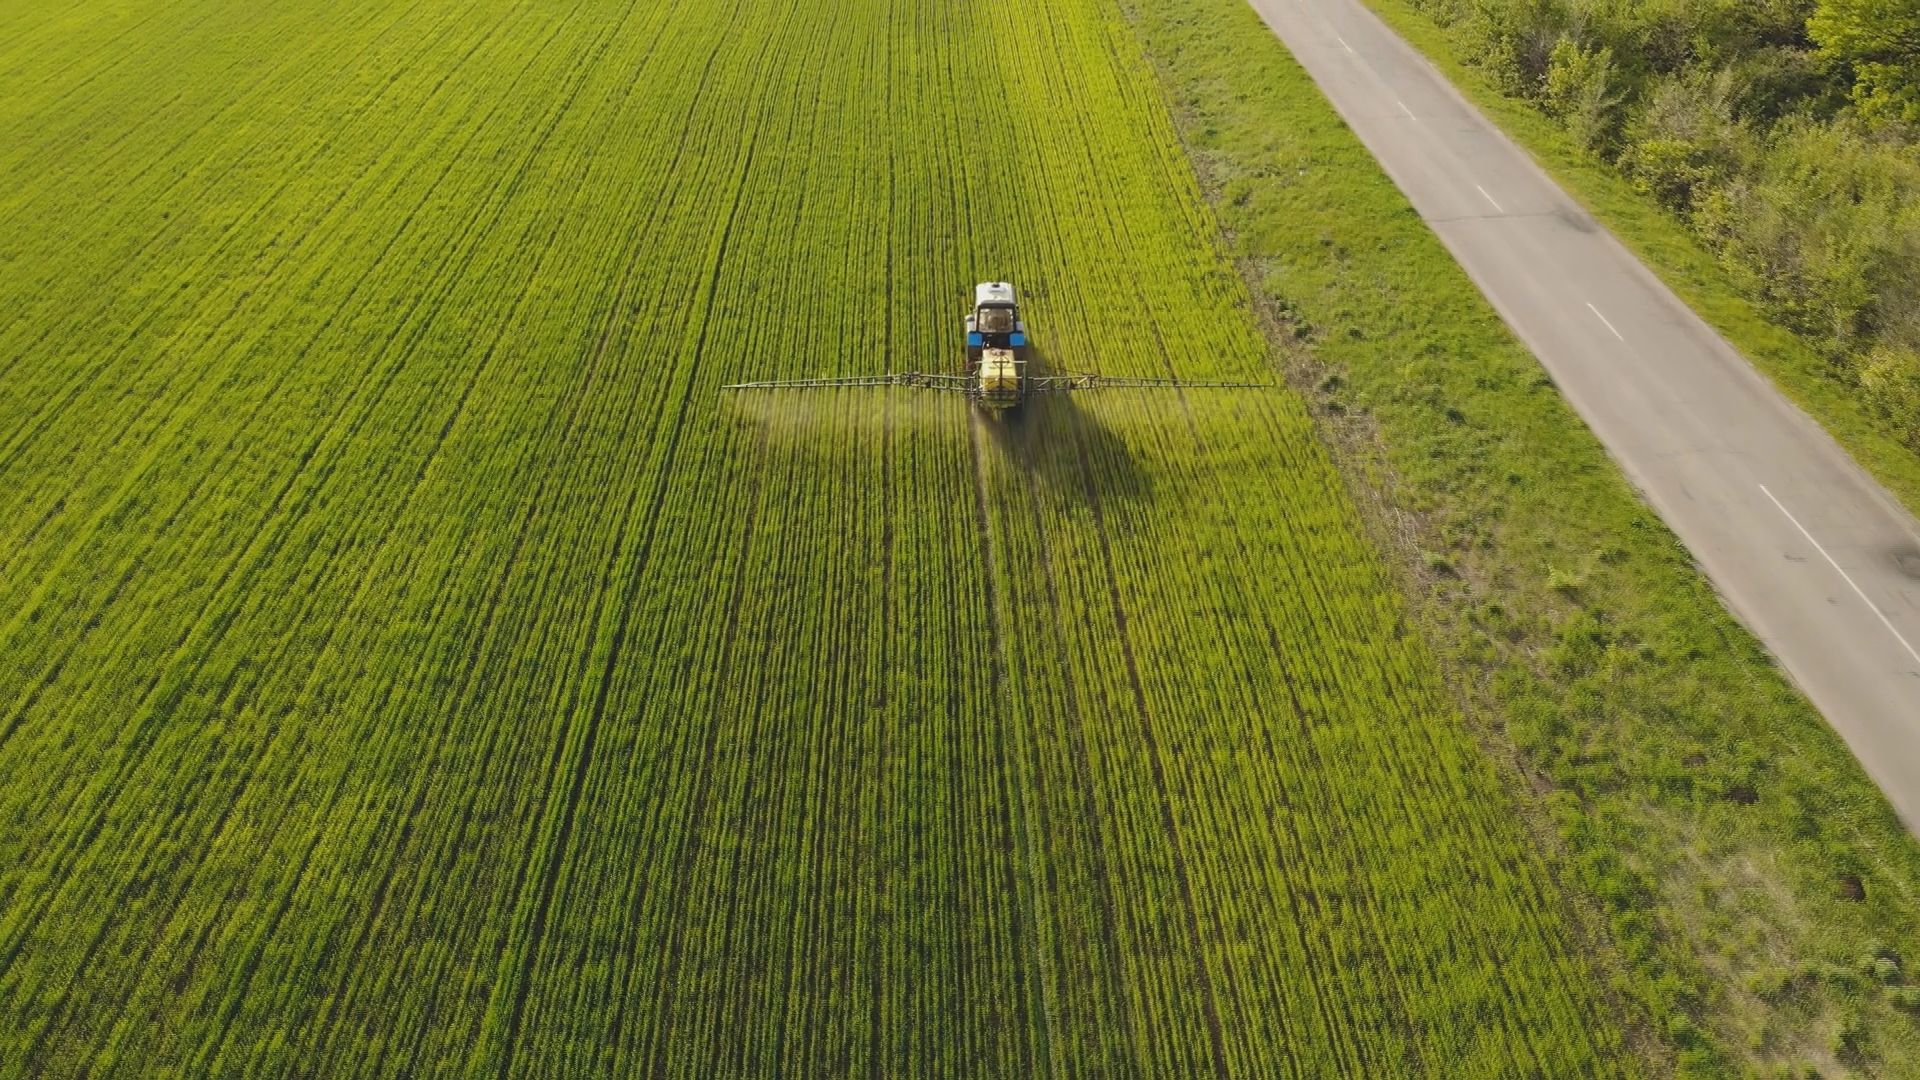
left=1124, top=0, right=1920, bottom=1071
left=1357, top=0, right=1920, bottom=522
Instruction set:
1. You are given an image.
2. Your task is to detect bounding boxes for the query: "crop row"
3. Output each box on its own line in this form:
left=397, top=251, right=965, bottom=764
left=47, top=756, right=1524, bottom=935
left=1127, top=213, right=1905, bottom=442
left=0, top=0, right=1635, bottom=1075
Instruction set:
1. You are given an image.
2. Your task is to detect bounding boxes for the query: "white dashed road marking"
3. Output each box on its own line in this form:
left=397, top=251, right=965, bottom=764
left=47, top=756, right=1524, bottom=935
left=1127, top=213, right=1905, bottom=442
left=1586, top=302, right=1623, bottom=341
left=1762, top=484, right=1920, bottom=668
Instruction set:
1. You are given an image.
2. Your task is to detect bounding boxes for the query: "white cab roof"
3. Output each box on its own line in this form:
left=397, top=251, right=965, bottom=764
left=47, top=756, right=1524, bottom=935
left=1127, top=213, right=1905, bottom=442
left=974, top=281, right=1016, bottom=307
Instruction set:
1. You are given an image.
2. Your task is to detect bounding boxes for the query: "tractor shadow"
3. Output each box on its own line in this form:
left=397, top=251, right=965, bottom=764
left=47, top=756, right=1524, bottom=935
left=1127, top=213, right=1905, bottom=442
left=978, top=350, right=1152, bottom=501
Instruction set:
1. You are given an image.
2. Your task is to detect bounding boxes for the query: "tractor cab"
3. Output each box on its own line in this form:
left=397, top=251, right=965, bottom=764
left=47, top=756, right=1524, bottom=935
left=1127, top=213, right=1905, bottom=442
left=966, top=282, right=1027, bottom=409
left=965, top=282, right=1026, bottom=354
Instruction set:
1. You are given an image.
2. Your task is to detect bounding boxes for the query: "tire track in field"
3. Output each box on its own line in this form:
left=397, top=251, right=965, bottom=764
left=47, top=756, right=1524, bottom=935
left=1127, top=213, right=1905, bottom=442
left=309, top=285, right=633, bottom=1074
left=647, top=420, right=796, bottom=1075
left=101, top=0, right=654, bottom=1039
left=632, top=390, right=822, bottom=1075
left=623, top=61, right=848, bottom=1060
left=1013, top=410, right=1142, bottom=1078
left=1145, top=391, right=1428, bottom=1072
left=0, top=0, right=610, bottom=973
left=182, top=279, right=603, bottom=1070
left=1214, top=384, right=1455, bottom=1056
left=0, top=0, right=593, bottom=723
left=0, top=0, right=488, bottom=396
left=0, top=57, right=607, bottom=1056
left=423, top=35, right=782, bottom=1076
left=91, top=88, right=654, bottom=1061
left=474, top=27, right=779, bottom=1067
left=964, top=406, right=1046, bottom=1078
left=0, top=0, right=514, bottom=471
left=866, top=309, right=899, bottom=1080
left=1066, top=416, right=1232, bottom=1080
left=342, top=6, right=784, bottom=1062
left=298, top=21, right=694, bottom=1063
left=628, top=410, right=777, bottom=1079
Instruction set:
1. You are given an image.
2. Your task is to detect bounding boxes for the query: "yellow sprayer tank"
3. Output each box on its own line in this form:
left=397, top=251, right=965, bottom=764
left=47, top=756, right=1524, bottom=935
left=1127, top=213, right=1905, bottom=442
left=977, top=347, right=1022, bottom=410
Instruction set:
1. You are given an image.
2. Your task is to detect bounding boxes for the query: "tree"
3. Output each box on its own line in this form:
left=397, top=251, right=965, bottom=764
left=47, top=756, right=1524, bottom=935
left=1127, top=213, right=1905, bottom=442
left=1860, top=345, right=1920, bottom=448
left=1543, top=36, right=1624, bottom=153
left=1809, top=0, right=1920, bottom=123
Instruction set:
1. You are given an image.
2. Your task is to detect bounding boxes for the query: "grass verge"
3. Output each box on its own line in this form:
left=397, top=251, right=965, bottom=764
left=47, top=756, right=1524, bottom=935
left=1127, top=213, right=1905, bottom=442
left=1364, top=0, right=1920, bottom=519
left=1124, top=0, right=1920, bottom=1074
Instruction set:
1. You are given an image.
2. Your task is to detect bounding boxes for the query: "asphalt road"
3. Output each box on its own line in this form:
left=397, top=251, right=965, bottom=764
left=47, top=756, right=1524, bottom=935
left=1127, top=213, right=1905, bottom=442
left=1243, top=0, right=1920, bottom=823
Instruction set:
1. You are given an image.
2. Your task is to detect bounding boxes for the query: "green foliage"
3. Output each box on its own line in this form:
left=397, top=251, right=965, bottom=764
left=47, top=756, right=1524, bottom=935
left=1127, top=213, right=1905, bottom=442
left=1860, top=344, right=1920, bottom=446
left=1623, top=136, right=1726, bottom=208
left=1458, top=0, right=1567, bottom=92
left=0, top=0, right=1642, bottom=1075
left=1131, top=0, right=1920, bottom=1071
left=1397, top=0, right=1920, bottom=473
left=1692, top=120, right=1920, bottom=354
left=1543, top=37, right=1624, bottom=152
left=1810, top=0, right=1920, bottom=123
left=1621, top=69, right=1747, bottom=211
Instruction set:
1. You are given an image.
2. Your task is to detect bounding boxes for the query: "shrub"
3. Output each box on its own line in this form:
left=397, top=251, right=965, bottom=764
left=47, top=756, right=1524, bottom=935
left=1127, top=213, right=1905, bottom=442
left=1859, top=345, right=1920, bottom=449
left=1543, top=36, right=1624, bottom=152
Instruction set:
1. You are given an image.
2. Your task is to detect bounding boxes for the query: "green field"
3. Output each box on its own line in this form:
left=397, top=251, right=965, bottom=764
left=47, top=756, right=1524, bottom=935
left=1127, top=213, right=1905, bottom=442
left=0, top=0, right=1643, bottom=1074
left=1133, top=0, right=1920, bottom=1073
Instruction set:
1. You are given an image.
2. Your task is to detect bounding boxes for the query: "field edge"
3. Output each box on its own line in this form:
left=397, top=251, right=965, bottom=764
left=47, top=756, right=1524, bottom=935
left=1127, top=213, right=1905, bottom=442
left=1121, top=0, right=1920, bottom=1073
left=1359, top=0, right=1920, bottom=522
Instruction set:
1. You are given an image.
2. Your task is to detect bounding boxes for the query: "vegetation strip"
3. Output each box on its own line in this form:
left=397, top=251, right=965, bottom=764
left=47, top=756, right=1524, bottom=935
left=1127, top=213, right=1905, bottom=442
left=1357, top=0, right=1920, bottom=517
left=1123, top=0, right=1920, bottom=1072
left=0, top=0, right=1660, bottom=1074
